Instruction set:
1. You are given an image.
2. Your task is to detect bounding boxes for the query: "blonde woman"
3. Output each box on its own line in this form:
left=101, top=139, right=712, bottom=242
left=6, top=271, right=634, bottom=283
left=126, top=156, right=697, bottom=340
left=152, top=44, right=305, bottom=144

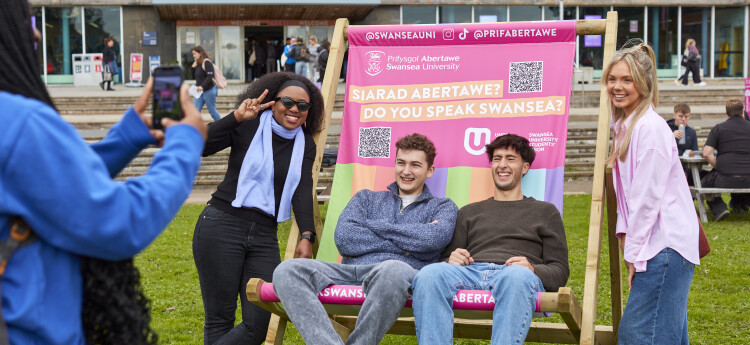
left=677, top=38, right=706, bottom=86
left=604, top=40, right=699, bottom=345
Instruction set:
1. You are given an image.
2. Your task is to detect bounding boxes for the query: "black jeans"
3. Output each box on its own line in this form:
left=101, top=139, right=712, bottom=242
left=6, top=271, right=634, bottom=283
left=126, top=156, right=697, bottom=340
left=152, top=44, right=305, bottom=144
left=193, top=205, right=280, bottom=345
left=701, top=171, right=750, bottom=214
left=680, top=60, right=702, bottom=84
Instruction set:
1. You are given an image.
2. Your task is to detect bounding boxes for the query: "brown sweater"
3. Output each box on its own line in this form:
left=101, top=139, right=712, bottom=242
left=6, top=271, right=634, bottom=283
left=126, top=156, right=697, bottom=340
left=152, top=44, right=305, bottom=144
left=441, top=197, right=569, bottom=292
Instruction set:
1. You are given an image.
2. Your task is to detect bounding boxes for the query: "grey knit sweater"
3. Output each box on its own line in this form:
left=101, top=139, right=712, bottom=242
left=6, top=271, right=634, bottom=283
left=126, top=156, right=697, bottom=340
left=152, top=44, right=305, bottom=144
left=441, top=197, right=569, bottom=292
left=334, top=182, right=458, bottom=269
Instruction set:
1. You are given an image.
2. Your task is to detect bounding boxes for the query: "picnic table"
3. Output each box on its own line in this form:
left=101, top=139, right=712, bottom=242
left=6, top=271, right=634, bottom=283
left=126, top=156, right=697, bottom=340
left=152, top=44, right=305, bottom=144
left=680, top=155, right=750, bottom=222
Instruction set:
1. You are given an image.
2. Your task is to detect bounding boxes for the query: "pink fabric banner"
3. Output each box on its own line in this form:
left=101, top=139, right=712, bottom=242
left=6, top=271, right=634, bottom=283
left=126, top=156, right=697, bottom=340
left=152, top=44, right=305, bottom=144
left=258, top=283, right=545, bottom=313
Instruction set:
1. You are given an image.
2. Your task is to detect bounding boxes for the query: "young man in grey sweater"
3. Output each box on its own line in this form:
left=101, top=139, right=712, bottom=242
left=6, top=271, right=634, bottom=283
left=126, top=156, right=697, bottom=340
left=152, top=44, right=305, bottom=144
left=272, top=133, right=458, bottom=345
left=412, top=134, right=569, bottom=345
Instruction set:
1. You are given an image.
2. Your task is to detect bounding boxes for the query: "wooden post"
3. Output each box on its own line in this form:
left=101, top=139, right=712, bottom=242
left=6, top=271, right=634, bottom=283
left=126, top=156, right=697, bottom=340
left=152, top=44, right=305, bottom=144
left=260, top=18, right=350, bottom=345
left=605, top=168, right=623, bottom=340
left=579, top=11, right=618, bottom=345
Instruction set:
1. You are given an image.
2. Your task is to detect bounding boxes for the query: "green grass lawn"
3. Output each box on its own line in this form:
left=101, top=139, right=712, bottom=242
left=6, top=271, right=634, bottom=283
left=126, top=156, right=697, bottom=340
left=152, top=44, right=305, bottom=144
left=136, top=195, right=750, bottom=344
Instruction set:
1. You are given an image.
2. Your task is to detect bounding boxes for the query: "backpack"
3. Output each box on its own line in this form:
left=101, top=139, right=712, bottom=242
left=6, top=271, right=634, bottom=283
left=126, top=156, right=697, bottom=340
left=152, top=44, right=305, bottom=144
left=0, top=218, right=37, bottom=344
left=297, top=46, right=310, bottom=62
left=203, top=60, right=227, bottom=89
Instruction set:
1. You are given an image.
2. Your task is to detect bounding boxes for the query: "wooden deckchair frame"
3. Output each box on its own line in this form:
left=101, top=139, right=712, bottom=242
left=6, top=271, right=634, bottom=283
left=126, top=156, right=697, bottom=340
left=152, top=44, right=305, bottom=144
left=248, top=12, right=622, bottom=345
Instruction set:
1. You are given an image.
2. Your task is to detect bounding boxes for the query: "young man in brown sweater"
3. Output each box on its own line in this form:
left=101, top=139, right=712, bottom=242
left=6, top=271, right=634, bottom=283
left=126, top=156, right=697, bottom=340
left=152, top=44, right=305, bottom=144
left=411, top=134, right=569, bottom=345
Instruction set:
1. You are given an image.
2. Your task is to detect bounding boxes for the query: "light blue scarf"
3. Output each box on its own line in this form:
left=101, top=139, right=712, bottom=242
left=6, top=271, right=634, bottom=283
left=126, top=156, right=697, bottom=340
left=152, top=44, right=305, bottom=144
left=232, top=110, right=305, bottom=222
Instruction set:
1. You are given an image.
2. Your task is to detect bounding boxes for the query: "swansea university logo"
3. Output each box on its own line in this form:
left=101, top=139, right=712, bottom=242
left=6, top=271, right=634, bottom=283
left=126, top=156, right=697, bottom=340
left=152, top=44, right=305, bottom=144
left=365, top=50, right=385, bottom=76
left=464, top=128, right=491, bottom=155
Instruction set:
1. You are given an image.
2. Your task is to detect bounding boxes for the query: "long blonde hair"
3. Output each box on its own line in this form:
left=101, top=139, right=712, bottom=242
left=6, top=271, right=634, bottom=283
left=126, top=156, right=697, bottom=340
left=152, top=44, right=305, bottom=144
left=684, top=38, right=695, bottom=55
left=603, top=40, right=658, bottom=164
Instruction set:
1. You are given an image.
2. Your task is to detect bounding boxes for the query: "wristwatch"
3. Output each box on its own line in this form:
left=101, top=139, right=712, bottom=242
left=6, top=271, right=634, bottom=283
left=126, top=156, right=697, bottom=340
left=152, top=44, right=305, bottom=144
left=301, top=233, right=316, bottom=244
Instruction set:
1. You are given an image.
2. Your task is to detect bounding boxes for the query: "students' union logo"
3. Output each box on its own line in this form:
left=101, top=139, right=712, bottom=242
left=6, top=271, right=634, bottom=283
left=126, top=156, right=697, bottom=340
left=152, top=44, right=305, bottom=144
left=464, top=128, right=491, bottom=155
left=365, top=50, right=385, bottom=76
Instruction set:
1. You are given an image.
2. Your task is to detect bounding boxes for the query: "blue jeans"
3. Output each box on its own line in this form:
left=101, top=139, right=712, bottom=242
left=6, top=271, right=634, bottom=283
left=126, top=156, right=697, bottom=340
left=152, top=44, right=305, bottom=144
left=273, top=259, right=417, bottom=345
left=295, top=61, right=308, bottom=77
left=412, top=262, right=544, bottom=345
left=194, top=86, right=221, bottom=121
left=618, top=248, right=694, bottom=345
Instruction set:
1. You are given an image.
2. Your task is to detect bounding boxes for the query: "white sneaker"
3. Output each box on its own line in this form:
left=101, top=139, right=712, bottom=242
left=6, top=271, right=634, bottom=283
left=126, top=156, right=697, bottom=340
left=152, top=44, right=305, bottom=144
left=697, top=82, right=707, bottom=86
left=674, top=79, right=680, bottom=86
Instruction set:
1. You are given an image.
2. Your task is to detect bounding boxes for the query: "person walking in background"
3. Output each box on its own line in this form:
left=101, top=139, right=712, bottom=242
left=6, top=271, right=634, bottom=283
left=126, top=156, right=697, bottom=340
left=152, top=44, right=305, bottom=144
left=253, top=38, right=267, bottom=80
left=1, top=1, right=208, bottom=343
left=245, top=39, right=254, bottom=83
left=266, top=38, right=276, bottom=74
left=100, top=37, right=118, bottom=91
left=284, top=37, right=296, bottom=72
left=316, top=41, right=330, bottom=83
left=293, top=37, right=309, bottom=78
left=677, top=39, right=706, bottom=87
left=191, top=46, right=222, bottom=121
left=306, top=35, right=319, bottom=81
left=605, top=40, right=699, bottom=345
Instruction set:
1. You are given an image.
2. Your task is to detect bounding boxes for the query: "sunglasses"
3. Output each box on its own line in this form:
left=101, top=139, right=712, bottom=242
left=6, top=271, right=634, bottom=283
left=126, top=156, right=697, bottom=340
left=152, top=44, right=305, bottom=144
left=275, top=96, right=311, bottom=111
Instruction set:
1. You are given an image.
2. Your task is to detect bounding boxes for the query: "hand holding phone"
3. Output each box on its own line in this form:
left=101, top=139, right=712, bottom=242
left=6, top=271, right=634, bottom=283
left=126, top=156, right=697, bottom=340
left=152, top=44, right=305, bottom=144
left=152, top=66, right=184, bottom=130
left=132, top=76, right=207, bottom=145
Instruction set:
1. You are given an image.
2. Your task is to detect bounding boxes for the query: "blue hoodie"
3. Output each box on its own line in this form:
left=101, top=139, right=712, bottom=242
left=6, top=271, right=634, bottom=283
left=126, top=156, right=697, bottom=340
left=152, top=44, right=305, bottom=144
left=334, top=182, right=458, bottom=269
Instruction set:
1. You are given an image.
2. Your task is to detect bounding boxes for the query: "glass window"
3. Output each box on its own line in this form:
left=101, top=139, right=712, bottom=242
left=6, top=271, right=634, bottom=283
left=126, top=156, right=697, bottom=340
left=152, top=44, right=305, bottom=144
left=613, top=7, right=644, bottom=49
left=439, top=6, right=471, bottom=24
left=403, top=6, right=437, bottom=25
left=681, top=7, right=711, bottom=76
left=474, top=6, right=506, bottom=23
left=84, top=7, right=121, bottom=68
left=563, top=6, right=577, bottom=20
left=44, top=7, right=83, bottom=76
left=510, top=6, right=541, bottom=22
left=579, top=7, right=608, bottom=70
left=648, top=7, right=678, bottom=76
left=178, top=27, right=198, bottom=79
left=714, top=7, right=744, bottom=77
left=218, top=26, right=242, bottom=80
left=544, top=6, right=560, bottom=21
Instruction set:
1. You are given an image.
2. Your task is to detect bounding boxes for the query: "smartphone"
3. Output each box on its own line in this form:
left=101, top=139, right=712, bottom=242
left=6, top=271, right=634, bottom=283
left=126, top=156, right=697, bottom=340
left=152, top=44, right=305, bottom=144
left=152, top=66, right=184, bottom=130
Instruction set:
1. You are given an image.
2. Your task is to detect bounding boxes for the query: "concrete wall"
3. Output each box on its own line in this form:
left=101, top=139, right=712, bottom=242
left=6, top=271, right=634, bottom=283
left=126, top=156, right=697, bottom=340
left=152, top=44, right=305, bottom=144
left=353, top=5, right=400, bottom=26
left=122, top=5, right=175, bottom=81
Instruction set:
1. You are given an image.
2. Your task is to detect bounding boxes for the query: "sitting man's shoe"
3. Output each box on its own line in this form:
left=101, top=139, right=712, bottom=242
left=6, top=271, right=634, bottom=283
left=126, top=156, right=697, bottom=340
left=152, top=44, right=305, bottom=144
left=713, top=209, right=730, bottom=222
left=99, top=82, right=105, bottom=90
left=729, top=201, right=748, bottom=214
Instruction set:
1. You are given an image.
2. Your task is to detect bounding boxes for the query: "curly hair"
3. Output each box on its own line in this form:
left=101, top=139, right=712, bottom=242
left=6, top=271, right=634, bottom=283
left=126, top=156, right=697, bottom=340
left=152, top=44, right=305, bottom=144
left=395, top=133, right=437, bottom=166
left=235, top=72, right=325, bottom=134
left=81, top=258, right=158, bottom=345
left=485, top=134, right=535, bottom=165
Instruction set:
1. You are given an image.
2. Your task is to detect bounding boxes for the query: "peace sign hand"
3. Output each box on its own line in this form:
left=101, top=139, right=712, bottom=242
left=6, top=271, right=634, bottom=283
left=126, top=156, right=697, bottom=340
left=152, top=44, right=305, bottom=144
left=234, top=89, right=276, bottom=123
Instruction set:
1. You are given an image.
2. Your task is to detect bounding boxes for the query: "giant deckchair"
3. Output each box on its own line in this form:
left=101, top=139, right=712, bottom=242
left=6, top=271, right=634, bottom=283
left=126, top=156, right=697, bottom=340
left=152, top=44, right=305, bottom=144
left=248, top=12, right=622, bottom=345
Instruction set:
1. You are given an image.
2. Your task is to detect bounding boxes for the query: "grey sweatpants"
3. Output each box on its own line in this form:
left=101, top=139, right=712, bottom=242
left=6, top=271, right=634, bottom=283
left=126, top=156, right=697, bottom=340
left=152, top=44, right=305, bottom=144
left=272, top=259, right=417, bottom=345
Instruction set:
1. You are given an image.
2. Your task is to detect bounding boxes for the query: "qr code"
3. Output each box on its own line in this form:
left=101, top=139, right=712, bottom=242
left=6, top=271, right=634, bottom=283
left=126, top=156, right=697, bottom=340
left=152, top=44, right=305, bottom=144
left=358, top=127, right=391, bottom=158
left=509, top=61, right=543, bottom=93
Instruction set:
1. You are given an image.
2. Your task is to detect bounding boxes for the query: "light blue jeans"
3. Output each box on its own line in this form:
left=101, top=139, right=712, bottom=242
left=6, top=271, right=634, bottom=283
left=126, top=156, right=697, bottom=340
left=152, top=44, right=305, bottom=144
left=295, top=60, right=308, bottom=77
left=194, top=86, right=221, bottom=121
left=618, top=248, right=694, bottom=345
left=412, top=262, right=544, bottom=345
left=273, top=259, right=417, bottom=345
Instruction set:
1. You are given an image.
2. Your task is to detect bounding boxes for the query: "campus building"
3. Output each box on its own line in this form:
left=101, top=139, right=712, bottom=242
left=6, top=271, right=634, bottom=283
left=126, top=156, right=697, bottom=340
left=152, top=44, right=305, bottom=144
left=30, top=0, right=749, bottom=84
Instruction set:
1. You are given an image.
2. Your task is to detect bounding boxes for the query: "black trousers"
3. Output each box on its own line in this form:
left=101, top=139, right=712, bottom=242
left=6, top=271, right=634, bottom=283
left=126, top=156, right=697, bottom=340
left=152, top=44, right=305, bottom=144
left=193, top=205, right=280, bottom=345
left=680, top=61, right=702, bottom=84
left=701, top=171, right=750, bottom=214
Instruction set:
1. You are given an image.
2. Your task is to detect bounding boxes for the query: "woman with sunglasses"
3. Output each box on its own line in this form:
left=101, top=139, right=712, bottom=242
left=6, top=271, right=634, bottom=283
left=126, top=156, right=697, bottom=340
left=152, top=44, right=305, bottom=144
left=193, top=71, right=324, bottom=344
